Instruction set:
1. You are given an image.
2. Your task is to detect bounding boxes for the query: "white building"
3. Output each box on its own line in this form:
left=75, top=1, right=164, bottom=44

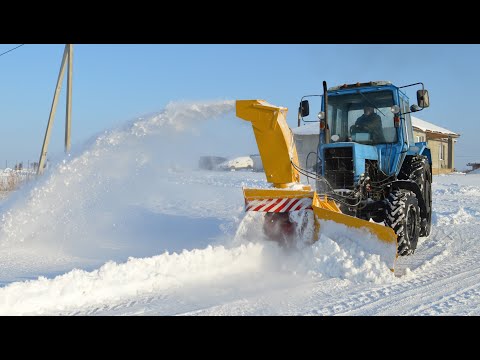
left=411, top=116, right=460, bottom=174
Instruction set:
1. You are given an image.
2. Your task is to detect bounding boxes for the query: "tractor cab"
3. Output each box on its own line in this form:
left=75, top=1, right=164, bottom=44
left=299, top=81, right=430, bottom=179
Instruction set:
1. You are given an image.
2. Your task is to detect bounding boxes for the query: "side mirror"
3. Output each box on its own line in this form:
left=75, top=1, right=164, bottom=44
left=417, top=89, right=430, bottom=108
left=299, top=100, right=310, bottom=117
left=410, top=104, right=421, bottom=112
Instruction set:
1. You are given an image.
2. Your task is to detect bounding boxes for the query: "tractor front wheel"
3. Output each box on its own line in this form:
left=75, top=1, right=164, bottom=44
left=384, top=189, right=421, bottom=256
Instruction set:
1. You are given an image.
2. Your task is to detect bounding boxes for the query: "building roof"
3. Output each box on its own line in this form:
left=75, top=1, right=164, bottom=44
left=411, top=116, right=459, bottom=137
left=292, top=116, right=460, bottom=138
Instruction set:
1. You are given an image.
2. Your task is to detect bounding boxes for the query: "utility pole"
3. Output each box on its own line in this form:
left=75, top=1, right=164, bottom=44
left=65, top=44, right=73, bottom=153
left=37, top=44, right=74, bottom=175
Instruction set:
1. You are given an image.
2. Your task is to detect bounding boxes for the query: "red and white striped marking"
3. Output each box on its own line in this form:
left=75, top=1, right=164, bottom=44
left=245, top=197, right=312, bottom=212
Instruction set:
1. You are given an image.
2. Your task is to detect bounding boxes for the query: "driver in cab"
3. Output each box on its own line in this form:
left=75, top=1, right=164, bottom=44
left=351, top=106, right=386, bottom=143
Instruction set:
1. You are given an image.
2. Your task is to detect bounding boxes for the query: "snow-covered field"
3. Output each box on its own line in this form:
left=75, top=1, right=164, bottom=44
left=1, top=101, right=479, bottom=316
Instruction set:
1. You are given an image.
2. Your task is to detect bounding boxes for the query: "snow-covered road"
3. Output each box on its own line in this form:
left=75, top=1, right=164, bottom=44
left=1, top=101, right=479, bottom=315
left=82, top=172, right=480, bottom=316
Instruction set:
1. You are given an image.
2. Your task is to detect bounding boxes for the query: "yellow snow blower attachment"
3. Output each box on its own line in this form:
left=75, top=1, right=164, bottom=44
left=236, top=100, right=398, bottom=271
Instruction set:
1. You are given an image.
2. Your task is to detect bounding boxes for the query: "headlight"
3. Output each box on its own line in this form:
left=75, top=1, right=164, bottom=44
left=390, top=105, right=400, bottom=114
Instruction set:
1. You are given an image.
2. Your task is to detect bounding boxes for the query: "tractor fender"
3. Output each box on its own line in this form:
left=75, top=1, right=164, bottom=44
left=420, top=147, right=432, bottom=167
left=415, top=144, right=432, bottom=167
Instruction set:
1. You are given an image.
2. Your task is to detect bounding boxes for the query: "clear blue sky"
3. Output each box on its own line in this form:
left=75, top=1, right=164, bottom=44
left=0, top=44, right=478, bottom=170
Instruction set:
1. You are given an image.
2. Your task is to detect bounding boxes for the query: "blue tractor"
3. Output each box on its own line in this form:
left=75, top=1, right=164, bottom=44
left=299, top=81, right=432, bottom=256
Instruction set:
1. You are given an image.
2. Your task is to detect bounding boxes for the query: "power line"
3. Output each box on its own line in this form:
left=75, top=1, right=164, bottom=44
left=0, top=44, right=24, bottom=58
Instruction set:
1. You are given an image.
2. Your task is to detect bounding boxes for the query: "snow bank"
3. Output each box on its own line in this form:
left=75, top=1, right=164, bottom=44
left=432, top=180, right=480, bottom=226
left=0, top=243, right=266, bottom=315
left=436, top=207, right=479, bottom=226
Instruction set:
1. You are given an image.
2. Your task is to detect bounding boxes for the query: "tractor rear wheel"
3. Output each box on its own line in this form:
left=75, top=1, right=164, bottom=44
left=420, top=162, right=432, bottom=237
left=399, top=155, right=432, bottom=237
left=384, top=189, right=421, bottom=256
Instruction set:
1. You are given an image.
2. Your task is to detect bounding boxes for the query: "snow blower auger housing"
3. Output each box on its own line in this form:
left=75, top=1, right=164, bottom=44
left=236, top=81, right=432, bottom=272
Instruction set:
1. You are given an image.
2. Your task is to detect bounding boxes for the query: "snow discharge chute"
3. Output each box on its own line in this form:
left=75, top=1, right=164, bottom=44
left=236, top=100, right=397, bottom=271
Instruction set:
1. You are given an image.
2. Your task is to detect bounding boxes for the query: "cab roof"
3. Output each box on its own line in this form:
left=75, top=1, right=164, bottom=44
left=328, top=81, right=392, bottom=91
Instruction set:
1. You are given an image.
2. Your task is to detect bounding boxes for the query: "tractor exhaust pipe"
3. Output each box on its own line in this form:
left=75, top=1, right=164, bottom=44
left=323, top=81, right=330, bottom=145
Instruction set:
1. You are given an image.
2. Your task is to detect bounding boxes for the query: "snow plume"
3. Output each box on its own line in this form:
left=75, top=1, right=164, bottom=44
left=128, top=100, right=235, bottom=136
left=0, top=100, right=235, bottom=263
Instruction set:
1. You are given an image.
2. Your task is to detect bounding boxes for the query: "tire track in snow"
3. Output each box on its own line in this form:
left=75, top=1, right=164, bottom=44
left=311, top=226, right=480, bottom=315
left=406, top=272, right=480, bottom=315
left=343, top=261, right=480, bottom=316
